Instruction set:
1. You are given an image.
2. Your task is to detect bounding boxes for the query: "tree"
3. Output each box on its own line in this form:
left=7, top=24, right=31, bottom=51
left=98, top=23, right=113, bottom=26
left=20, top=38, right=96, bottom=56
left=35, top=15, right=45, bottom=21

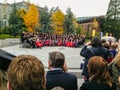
left=17, top=8, right=27, bottom=31
left=23, top=4, right=39, bottom=32
left=39, top=6, right=53, bottom=33
left=76, top=24, right=84, bottom=35
left=17, top=8, right=26, bottom=24
left=51, top=9, right=65, bottom=34
left=104, top=0, right=120, bottom=39
left=8, top=2, right=22, bottom=37
left=64, top=8, right=76, bottom=34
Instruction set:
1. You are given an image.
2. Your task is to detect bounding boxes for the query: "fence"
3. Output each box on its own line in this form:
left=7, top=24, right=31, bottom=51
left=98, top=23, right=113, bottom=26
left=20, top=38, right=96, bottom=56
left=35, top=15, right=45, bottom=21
left=0, top=38, right=20, bottom=48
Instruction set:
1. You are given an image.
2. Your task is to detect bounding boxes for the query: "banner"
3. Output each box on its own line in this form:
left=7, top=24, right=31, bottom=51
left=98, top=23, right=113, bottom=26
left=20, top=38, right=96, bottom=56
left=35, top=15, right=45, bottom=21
left=106, top=33, right=108, bottom=36
left=109, top=33, right=112, bottom=36
left=92, top=30, right=95, bottom=37
left=100, top=32, right=103, bottom=37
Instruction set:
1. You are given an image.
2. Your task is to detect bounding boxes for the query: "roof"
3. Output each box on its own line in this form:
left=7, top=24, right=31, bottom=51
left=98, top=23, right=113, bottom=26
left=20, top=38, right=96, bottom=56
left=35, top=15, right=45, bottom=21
left=77, top=15, right=105, bottom=23
left=77, top=16, right=95, bottom=21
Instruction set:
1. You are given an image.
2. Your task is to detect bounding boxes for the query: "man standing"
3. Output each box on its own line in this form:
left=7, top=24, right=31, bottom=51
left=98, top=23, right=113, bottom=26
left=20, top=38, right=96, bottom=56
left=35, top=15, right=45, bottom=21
left=46, top=51, right=78, bottom=90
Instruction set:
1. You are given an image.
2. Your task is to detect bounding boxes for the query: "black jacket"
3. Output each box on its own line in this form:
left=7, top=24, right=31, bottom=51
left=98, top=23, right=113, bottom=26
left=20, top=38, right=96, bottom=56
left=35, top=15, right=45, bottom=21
left=80, top=46, right=108, bottom=77
left=80, top=81, right=116, bottom=90
left=46, top=69, right=78, bottom=90
left=0, top=49, right=16, bottom=71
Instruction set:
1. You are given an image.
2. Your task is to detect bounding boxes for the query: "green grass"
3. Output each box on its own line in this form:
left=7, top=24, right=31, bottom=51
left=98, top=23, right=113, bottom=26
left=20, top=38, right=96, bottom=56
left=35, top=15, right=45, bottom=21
left=0, top=34, right=20, bottom=39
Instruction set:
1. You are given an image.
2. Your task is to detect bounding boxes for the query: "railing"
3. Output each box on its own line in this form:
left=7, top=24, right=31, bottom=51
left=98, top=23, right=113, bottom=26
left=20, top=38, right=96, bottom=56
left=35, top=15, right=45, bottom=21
left=0, top=38, right=20, bottom=48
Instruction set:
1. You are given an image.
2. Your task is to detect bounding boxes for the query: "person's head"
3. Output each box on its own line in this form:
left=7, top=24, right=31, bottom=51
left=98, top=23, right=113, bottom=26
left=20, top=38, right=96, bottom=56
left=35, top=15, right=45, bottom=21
left=91, top=37, right=102, bottom=47
left=7, top=55, right=45, bottom=90
left=110, top=43, right=118, bottom=50
left=51, top=86, right=64, bottom=90
left=101, top=39, right=106, bottom=44
left=48, top=51, right=67, bottom=72
left=88, top=56, right=112, bottom=87
left=102, top=42, right=110, bottom=49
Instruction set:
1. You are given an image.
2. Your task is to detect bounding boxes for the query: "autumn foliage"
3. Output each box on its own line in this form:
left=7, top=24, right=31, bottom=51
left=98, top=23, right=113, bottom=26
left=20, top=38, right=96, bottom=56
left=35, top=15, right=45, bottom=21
left=51, top=9, right=65, bottom=34
left=23, top=4, right=39, bottom=32
left=8, top=3, right=81, bottom=35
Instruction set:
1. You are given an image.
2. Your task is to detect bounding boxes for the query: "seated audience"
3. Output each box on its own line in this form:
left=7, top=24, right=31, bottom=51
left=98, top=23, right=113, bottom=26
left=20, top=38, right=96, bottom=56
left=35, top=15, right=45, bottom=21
left=80, top=56, right=116, bottom=90
left=21, top=32, right=85, bottom=48
left=7, top=55, right=45, bottom=90
left=46, top=51, right=78, bottom=90
left=35, top=39, right=42, bottom=48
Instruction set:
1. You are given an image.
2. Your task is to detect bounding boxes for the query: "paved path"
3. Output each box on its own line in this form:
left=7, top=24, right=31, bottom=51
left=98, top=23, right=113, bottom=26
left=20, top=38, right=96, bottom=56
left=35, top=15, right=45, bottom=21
left=1, top=45, right=84, bottom=89
left=1, top=45, right=84, bottom=69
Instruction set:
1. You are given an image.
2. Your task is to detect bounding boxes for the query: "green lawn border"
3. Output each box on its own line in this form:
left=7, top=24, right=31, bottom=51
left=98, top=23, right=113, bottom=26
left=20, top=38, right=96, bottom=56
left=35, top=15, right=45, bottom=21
left=0, top=34, right=20, bottom=39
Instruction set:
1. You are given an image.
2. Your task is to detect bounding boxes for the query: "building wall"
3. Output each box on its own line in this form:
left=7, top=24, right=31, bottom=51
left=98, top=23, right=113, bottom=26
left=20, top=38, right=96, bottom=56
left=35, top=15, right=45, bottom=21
left=77, top=16, right=105, bottom=36
left=79, top=21, right=93, bottom=36
left=0, top=1, right=41, bottom=28
left=0, top=3, right=12, bottom=27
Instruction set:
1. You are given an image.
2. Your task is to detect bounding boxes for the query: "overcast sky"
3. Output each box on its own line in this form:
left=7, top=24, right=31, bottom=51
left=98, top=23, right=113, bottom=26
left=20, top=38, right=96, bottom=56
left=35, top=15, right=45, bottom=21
left=0, top=0, right=110, bottom=17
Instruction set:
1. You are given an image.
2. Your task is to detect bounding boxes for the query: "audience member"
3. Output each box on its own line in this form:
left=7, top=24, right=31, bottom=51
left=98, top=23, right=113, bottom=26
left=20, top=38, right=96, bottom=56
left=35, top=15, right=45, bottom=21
left=0, top=70, right=7, bottom=90
left=80, top=56, right=116, bottom=90
left=118, top=76, right=120, bottom=84
left=118, top=39, right=120, bottom=52
left=102, top=42, right=114, bottom=63
left=0, top=49, right=16, bottom=90
left=46, top=51, right=78, bottom=90
left=102, top=42, right=110, bottom=50
left=21, top=32, right=85, bottom=48
left=7, top=55, right=45, bottom=90
left=108, top=53, right=120, bottom=90
left=109, top=43, right=118, bottom=58
left=80, top=37, right=110, bottom=81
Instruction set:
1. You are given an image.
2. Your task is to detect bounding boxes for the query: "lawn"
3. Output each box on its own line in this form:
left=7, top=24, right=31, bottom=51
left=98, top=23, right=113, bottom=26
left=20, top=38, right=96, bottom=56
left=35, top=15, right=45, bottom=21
left=0, top=34, right=20, bottom=39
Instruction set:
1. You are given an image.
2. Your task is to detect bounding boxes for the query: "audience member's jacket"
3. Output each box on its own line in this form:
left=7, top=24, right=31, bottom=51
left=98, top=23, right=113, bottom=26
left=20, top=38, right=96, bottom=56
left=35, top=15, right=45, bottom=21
left=80, top=80, right=116, bottom=90
left=46, top=69, right=78, bottom=90
left=80, top=46, right=108, bottom=77
left=111, top=63, right=120, bottom=90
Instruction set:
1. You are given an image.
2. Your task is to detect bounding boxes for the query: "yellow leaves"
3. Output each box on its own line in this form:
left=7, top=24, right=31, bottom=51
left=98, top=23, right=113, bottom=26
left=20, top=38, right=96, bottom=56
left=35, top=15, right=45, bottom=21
left=23, top=4, right=39, bottom=32
left=17, top=8, right=25, bottom=16
left=51, top=9, right=65, bottom=34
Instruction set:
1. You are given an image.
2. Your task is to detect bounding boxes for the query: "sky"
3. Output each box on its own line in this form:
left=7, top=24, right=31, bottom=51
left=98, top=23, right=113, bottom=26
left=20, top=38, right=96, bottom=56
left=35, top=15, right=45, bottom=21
left=0, top=0, right=110, bottom=17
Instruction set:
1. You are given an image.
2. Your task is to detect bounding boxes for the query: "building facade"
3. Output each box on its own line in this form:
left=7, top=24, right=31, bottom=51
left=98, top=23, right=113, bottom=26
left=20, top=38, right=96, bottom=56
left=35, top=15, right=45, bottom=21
left=0, top=1, right=41, bottom=28
left=77, top=16, right=105, bottom=37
